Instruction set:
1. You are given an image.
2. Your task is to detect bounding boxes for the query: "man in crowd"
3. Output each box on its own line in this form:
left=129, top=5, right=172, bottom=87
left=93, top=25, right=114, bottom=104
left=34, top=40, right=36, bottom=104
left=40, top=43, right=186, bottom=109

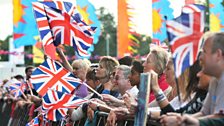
left=161, top=32, right=224, bottom=126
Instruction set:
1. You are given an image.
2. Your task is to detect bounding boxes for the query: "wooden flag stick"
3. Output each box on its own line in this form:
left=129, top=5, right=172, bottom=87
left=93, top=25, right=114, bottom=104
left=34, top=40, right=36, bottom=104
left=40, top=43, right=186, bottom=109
left=82, top=83, right=103, bottom=99
left=27, top=80, right=34, bottom=96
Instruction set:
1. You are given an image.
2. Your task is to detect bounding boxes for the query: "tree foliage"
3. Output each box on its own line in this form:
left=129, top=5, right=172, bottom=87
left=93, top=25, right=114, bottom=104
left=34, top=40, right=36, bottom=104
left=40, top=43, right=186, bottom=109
left=0, top=35, right=12, bottom=61
left=92, top=7, right=117, bottom=57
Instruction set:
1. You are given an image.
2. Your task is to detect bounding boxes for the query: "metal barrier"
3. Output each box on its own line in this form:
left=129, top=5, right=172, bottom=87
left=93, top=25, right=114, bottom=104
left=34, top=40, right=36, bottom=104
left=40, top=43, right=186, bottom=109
left=0, top=100, right=38, bottom=126
left=0, top=99, right=161, bottom=126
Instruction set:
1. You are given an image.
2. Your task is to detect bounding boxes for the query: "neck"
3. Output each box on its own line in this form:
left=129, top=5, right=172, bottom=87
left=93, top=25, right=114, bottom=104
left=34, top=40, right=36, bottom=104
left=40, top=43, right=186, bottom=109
left=100, top=77, right=109, bottom=84
left=214, top=63, right=224, bottom=79
left=121, top=86, right=132, bottom=95
left=213, top=69, right=223, bottom=80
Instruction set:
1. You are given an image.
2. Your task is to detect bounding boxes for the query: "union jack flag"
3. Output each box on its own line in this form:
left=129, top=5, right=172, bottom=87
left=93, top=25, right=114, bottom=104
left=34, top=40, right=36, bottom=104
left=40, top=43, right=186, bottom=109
left=32, top=0, right=77, bottom=46
left=42, top=89, right=88, bottom=121
left=166, top=4, right=205, bottom=77
left=8, top=79, right=26, bottom=98
left=182, top=4, right=206, bottom=13
left=32, top=1, right=96, bottom=57
left=30, top=58, right=82, bottom=96
left=44, top=6, right=96, bottom=57
left=26, top=117, right=39, bottom=126
left=38, top=0, right=77, bottom=16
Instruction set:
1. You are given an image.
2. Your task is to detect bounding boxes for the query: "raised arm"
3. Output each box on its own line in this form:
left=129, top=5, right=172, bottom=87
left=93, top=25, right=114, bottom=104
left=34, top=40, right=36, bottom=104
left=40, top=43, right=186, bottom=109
left=56, top=47, right=73, bottom=72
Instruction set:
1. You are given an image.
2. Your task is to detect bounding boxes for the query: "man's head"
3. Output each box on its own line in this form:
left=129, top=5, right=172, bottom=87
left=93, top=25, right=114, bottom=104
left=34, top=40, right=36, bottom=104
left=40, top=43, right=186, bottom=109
left=114, top=65, right=131, bottom=95
left=129, top=60, right=143, bottom=88
left=25, top=66, right=34, bottom=80
left=200, top=32, right=224, bottom=78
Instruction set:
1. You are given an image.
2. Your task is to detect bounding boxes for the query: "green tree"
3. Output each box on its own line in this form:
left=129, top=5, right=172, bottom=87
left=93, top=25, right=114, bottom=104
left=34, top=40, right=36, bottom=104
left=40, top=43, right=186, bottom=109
left=92, top=7, right=117, bottom=57
left=0, top=35, right=12, bottom=61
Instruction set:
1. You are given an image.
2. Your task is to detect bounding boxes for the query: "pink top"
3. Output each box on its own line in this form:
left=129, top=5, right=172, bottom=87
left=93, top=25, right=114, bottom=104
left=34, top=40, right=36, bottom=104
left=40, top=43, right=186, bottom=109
left=149, top=73, right=169, bottom=103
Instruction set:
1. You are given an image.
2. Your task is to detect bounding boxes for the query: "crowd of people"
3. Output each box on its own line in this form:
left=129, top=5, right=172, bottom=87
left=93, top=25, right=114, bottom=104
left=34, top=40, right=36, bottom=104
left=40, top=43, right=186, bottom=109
left=0, top=31, right=224, bottom=126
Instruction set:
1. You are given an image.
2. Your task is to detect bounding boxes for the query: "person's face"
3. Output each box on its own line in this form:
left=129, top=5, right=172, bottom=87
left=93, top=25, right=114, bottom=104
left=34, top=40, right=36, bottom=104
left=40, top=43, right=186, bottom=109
left=26, top=68, right=34, bottom=79
left=197, top=70, right=211, bottom=90
left=143, top=53, right=156, bottom=73
left=95, top=63, right=107, bottom=79
left=128, top=66, right=140, bottom=87
left=114, top=69, right=129, bottom=92
left=199, top=38, right=216, bottom=76
left=164, top=60, right=175, bottom=86
left=72, top=63, right=86, bottom=81
left=86, top=79, right=96, bottom=90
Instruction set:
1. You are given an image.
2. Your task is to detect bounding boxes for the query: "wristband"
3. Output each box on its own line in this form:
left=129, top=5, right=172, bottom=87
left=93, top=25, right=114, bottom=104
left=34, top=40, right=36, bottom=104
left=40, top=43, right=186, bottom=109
left=155, top=89, right=166, bottom=102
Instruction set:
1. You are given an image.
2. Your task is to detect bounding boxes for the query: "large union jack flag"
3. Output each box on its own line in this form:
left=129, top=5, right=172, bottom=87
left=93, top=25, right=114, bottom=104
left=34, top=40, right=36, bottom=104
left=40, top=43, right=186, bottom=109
left=42, top=89, right=88, bottom=121
left=38, top=0, right=76, bottom=16
left=32, top=0, right=77, bottom=46
left=26, top=117, right=39, bottom=126
left=166, top=4, right=205, bottom=77
left=32, top=1, right=96, bottom=57
left=8, top=79, right=26, bottom=98
left=44, top=6, right=96, bottom=57
left=30, top=58, right=82, bottom=96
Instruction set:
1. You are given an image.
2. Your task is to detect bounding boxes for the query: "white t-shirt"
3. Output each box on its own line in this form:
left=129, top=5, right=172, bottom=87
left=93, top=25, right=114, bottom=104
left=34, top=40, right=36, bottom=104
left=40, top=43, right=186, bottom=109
left=201, top=73, right=224, bottom=115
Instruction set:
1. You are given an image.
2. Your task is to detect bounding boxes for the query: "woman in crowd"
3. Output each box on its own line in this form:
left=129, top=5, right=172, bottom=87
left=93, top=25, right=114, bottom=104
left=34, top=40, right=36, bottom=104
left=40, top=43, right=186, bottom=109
left=56, top=48, right=90, bottom=98
left=77, top=56, right=119, bottom=125
left=149, top=59, right=211, bottom=118
left=142, top=46, right=171, bottom=103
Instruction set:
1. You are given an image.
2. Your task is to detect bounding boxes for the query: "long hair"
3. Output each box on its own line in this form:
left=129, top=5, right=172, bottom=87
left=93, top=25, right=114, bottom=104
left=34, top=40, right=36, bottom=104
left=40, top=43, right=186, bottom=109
left=184, top=60, right=201, bottom=100
left=150, top=47, right=169, bottom=75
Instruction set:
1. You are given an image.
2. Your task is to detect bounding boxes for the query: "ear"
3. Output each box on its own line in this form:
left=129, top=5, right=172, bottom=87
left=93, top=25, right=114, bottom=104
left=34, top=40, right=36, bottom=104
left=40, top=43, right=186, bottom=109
left=95, top=80, right=101, bottom=85
left=216, top=49, right=223, bottom=59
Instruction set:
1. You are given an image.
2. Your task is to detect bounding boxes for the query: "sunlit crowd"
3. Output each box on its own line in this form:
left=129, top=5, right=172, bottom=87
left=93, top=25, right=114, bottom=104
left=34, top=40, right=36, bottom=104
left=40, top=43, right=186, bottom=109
left=1, top=32, right=224, bottom=126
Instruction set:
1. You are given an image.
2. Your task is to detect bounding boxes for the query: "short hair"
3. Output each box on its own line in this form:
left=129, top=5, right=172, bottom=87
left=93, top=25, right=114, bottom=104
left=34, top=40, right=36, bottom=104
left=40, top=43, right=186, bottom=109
left=211, top=32, right=224, bottom=54
left=99, top=56, right=119, bottom=76
left=150, top=47, right=169, bottom=75
left=116, top=65, right=131, bottom=79
left=72, top=58, right=91, bottom=71
left=118, top=56, right=133, bottom=66
left=14, top=74, right=24, bottom=80
left=132, top=60, right=143, bottom=74
left=25, top=66, right=34, bottom=73
left=86, top=68, right=99, bottom=82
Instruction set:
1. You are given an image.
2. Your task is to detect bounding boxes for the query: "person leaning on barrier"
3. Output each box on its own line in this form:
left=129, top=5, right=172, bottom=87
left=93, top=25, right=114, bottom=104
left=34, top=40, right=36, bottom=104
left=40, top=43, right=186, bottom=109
left=142, top=46, right=171, bottom=103
left=161, top=32, right=224, bottom=126
left=106, top=60, right=143, bottom=126
left=83, top=56, right=119, bottom=124
left=56, top=47, right=90, bottom=98
left=68, top=68, right=101, bottom=122
left=101, top=65, right=138, bottom=108
left=123, top=60, right=143, bottom=113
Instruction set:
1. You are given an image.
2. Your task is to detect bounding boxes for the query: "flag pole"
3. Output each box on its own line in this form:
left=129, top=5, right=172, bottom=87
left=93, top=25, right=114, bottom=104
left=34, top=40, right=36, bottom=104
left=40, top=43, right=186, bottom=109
left=165, top=14, right=182, bottom=111
left=205, top=0, right=210, bottom=32
left=82, top=83, right=103, bottom=99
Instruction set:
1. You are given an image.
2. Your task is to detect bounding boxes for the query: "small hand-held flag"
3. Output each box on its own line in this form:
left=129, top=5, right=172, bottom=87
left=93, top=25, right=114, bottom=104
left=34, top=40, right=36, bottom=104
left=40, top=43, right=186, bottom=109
left=30, top=58, right=82, bottom=96
left=42, top=89, right=88, bottom=121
